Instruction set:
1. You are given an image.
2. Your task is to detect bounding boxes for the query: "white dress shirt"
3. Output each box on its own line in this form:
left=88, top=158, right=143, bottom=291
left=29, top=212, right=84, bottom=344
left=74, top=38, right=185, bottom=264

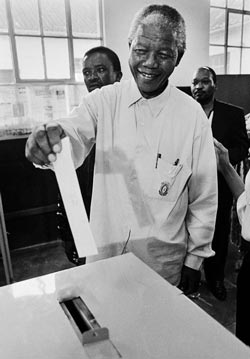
left=56, top=78, right=218, bottom=285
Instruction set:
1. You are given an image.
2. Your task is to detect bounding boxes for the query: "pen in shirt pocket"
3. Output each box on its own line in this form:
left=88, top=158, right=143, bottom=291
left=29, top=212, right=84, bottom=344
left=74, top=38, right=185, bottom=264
left=156, top=155, right=180, bottom=168
left=155, top=153, right=161, bottom=168
left=169, top=158, right=183, bottom=177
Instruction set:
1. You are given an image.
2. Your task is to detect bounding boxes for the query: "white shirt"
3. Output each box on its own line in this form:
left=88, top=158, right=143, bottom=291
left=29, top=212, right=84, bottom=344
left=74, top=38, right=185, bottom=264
left=57, top=79, right=218, bottom=285
left=237, top=170, right=250, bottom=241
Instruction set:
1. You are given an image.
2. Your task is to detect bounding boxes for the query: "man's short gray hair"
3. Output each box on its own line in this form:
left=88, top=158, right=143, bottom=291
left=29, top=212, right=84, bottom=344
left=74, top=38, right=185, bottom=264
left=128, top=4, right=186, bottom=63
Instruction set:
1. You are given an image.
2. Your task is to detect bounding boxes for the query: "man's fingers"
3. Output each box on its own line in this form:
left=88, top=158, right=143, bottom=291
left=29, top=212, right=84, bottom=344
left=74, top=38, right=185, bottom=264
left=26, top=141, right=49, bottom=165
left=213, top=138, right=219, bottom=146
left=25, top=129, right=50, bottom=165
left=25, top=123, right=65, bottom=165
left=213, top=138, right=223, bottom=150
left=48, top=153, right=57, bottom=162
left=214, top=138, right=227, bottom=153
left=35, top=125, right=53, bottom=155
left=46, top=123, right=64, bottom=153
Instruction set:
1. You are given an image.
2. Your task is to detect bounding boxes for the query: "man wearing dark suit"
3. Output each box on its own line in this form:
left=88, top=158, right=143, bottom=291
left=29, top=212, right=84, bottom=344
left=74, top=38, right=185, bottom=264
left=191, top=66, right=249, bottom=300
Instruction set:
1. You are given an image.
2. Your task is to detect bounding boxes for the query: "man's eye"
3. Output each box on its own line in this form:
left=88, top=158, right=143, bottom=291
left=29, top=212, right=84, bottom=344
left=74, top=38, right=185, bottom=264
left=158, top=52, right=174, bottom=60
left=83, top=71, right=90, bottom=76
left=134, top=48, right=147, bottom=55
left=158, top=54, right=168, bottom=60
left=97, top=67, right=105, bottom=73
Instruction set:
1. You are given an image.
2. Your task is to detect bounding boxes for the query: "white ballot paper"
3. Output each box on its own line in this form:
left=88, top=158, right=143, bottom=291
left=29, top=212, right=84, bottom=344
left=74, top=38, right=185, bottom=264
left=53, top=137, right=98, bottom=257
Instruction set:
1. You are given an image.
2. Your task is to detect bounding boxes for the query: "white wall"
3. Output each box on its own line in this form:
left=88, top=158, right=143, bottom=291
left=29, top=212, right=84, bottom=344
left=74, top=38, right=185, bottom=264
left=102, top=0, right=210, bottom=86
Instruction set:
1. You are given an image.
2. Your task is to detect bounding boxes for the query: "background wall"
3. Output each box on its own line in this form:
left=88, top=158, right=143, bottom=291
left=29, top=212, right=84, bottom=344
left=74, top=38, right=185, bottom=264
left=216, top=75, right=250, bottom=114
left=102, top=0, right=210, bottom=86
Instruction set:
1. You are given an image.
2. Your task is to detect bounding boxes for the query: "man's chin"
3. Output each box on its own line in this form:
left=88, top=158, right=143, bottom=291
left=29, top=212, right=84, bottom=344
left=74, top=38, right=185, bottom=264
left=194, top=96, right=204, bottom=104
left=137, top=81, right=168, bottom=99
left=88, top=84, right=101, bottom=92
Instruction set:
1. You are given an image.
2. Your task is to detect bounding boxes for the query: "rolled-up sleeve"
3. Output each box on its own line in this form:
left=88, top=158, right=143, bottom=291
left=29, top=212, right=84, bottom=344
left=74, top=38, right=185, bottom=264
left=185, top=111, right=218, bottom=269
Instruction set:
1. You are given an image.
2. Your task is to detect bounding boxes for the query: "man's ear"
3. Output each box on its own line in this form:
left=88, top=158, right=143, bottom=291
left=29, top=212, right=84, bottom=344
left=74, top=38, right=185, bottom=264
left=116, top=71, right=123, bottom=82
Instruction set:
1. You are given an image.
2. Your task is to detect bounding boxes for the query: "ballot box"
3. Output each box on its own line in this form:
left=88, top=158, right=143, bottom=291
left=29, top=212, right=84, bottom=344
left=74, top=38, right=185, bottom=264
left=0, top=253, right=249, bottom=359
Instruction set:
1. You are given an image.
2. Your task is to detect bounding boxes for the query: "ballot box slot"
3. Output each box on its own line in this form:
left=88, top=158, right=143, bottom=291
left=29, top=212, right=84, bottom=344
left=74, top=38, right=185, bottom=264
left=60, top=296, right=109, bottom=343
left=59, top=296, right=122, bottom=357
left=62, top=298, right=92, bottom=334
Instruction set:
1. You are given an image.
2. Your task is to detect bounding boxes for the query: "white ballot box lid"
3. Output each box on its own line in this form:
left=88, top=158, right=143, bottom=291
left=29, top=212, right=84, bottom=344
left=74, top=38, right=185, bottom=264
left=0, top=253, right=249, bottom=359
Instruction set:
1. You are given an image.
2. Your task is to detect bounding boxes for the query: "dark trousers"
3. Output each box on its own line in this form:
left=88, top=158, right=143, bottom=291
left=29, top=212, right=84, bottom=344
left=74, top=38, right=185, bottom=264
left=204, top=194, right=232, bottom=283
left=236, top=248, right=250, bottom=346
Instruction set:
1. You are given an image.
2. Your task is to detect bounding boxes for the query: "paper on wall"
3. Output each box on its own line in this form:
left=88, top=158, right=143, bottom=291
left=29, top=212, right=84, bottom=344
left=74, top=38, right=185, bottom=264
left=53, top=137, right=98, bottom=257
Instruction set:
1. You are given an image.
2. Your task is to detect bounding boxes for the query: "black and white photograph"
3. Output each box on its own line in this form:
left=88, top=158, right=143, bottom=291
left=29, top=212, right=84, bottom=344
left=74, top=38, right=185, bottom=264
left=0, top=0, right=250, bottom=357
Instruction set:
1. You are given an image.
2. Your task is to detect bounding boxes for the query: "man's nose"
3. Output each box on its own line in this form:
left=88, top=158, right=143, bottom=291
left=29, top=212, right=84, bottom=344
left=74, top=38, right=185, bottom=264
left=195, top=81, right=203, bottom=88
left=143, top=52, right=158, bottom=68
left=88, top=70, right=99, bottom=79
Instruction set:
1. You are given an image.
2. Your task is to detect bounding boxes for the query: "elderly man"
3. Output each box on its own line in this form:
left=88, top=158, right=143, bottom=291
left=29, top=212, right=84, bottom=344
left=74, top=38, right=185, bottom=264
left=26, top=4, right=217, bottom=295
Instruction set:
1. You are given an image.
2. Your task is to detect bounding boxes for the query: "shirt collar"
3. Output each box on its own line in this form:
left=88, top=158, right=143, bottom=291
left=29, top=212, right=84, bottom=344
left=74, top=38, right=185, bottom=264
left=146, top=84, right=171, bottom=115
left=127, top=77, right=171, bottom=112
left=127, top=78, right=143, bottom=107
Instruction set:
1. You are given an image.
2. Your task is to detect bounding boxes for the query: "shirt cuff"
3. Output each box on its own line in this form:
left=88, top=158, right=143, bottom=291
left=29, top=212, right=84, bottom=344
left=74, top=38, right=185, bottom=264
left=184, top=254, right=204, bottom=271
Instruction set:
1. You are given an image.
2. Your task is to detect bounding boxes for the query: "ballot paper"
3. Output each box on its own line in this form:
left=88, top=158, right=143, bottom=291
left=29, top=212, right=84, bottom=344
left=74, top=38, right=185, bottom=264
left=53, top=137, right=98, bottom=257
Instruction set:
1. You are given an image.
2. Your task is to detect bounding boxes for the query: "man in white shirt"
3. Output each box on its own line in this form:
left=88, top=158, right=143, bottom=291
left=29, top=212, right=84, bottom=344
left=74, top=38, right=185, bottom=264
left=25, top=4, right=217, bottom=295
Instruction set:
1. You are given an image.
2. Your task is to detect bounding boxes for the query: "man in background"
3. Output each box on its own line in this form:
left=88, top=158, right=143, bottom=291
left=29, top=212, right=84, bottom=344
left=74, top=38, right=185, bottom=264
left=58, top=46, right=122, bottom=265
left=191, top=66, right=249, bottom=300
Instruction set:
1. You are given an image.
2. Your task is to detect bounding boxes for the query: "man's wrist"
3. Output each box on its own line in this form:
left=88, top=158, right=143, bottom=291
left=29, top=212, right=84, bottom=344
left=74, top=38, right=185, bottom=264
left=220, top=162, right=234, bottom=175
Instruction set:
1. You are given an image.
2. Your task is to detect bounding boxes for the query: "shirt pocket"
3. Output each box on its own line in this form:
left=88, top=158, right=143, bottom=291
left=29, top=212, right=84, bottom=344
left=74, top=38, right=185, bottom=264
left=147, top=159, right=191, bottom=202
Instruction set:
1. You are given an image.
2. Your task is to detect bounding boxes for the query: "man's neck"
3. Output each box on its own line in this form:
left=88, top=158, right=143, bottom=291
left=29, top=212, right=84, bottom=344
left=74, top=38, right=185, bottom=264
left=201, top=98, right=214, bottom=118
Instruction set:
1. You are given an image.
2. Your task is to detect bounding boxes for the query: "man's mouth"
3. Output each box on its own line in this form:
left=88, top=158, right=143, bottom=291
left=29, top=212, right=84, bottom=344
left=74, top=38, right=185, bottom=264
left=88, top=83, right=101, bottom=90
left=194, top=91, right=204, bottom=97
left=138, top=69, right=159, bottom=80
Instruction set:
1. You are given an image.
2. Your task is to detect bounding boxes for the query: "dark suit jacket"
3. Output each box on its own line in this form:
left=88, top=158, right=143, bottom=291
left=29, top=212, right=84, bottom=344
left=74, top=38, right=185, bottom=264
left=212, top=99, right=249, bottom=210
left=212, top=99, right=249, bottom=165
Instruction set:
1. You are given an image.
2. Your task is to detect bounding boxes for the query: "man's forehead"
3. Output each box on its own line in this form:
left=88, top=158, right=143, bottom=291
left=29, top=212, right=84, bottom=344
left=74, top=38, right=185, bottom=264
left=83, top=52, right=111, bottom=66
left=193, top=68, right=212, bottom=79
left=133, top=19, right=176, bottom=44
